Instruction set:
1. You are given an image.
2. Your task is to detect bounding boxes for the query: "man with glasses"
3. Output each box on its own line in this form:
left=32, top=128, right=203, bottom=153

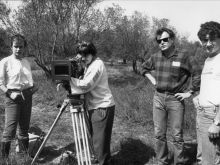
left=141, top=27, right=201, bottom=165
left=193, top=21, right=220, bottom=165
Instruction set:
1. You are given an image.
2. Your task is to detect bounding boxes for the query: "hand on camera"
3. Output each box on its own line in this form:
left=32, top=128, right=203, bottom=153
left=56, top=80, right=70, bottom=92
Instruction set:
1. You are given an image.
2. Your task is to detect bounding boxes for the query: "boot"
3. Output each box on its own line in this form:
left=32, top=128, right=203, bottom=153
left=18, top=139, right=29, bottom=154
left=1, top=141, right=11, bottom=159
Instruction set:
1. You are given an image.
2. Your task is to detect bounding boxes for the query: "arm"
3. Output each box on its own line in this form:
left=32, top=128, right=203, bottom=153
left=0, top=59, right=8, bottom=94
left=0, top=60, right=20, bottom=99
left=208, top=106, right=220, bottom=139
left=175, top=55, right=201, bottom=100
left=145, top=73, right=156, bottom=85
left=70, top=60, right=103, bottom=94
left=140, top=57, right=156, bottom=85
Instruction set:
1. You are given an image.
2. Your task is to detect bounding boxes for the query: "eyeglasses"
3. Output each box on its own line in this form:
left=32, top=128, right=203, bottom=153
left=156, top=37, right=169, bottom=44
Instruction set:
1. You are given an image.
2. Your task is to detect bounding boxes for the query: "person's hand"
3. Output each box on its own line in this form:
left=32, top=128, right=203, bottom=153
left=208, top=123, right=220, bottom=139
left=56, top=80, right=70, bottom=92
left=192, top=95, right=200, bottom=109
left=174, top=92, right=192, bottom=101
left=9, top=92, right=22, bottom=100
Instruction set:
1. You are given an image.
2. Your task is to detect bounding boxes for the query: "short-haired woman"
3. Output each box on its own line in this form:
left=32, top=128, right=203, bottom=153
left=0, top=34, right=37, bottom=160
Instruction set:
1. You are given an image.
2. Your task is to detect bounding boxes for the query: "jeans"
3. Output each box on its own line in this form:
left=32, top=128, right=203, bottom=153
left=153, top=91, right=187, bottom=165
left=2, top=89, right=32, bottom=142
left=197, top=105, right=220, bottom=165
left=88, top=106, right=115, bottom=165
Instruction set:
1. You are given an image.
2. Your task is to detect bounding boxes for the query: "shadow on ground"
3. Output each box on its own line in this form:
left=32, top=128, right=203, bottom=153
left=34, top=138, right=156, bottom=165
left=36, top=143, right=76, bottom=164
left=168, top=140, right=197, bottom=165
left=110, top=138, right=156, bottom=165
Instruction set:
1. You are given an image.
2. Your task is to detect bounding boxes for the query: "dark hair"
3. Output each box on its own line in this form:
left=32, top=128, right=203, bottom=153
left=76, top=41, right=97, bottom=56
left=155, top=27, right=175, bottom=40
left=197, top=21, right=220, bottom=41
left=11, top=34, right=27, bottom=47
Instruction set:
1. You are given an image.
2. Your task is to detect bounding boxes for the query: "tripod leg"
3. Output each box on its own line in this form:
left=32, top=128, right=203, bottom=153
left=31, top=100, right=69, bottom=165
left=71, top=111, right=81, bottom=165
left=75, top=112, right=84, bottom=164
left=82, top=112, right=92, bottom=165
left=79, top=112, right=90, bottom=165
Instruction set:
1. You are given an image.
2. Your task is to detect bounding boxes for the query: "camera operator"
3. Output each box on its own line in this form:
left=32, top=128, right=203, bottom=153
left=69, top=41, right=115, bottom=165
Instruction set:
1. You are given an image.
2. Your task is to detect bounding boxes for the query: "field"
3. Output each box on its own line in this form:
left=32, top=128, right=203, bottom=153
left=0, top=63, right=198, bottom=165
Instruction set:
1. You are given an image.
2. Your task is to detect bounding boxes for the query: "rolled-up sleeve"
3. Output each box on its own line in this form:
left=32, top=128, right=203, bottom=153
left=140, top=57, right=155, bottom=76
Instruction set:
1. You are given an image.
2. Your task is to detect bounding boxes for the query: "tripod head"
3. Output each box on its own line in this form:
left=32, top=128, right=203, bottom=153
left=68, top=94, right=84, bottom=107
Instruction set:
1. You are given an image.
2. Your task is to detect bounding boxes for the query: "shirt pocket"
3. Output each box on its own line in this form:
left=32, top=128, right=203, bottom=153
left=170, top=61, right=181, bottom=77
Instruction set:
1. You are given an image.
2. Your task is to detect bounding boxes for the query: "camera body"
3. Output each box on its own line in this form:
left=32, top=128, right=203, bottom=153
left=51, top=59, right=84, bottom=96
left=51, top=59, right=83, bottom=81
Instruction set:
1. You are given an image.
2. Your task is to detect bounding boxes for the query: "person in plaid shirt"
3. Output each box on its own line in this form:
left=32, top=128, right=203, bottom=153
left=141, top=27, right=201, bottom=165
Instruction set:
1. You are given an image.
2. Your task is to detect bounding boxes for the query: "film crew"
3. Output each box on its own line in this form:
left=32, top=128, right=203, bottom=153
left=0, top=34, right=38, bottom=160
left=140, top=28, right=201, bottom=165
left=193, top=21, right=220, bottom=165
left=66, top=41, right=115, bottom=165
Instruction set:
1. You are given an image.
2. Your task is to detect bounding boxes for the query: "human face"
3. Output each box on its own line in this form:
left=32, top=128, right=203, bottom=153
left=81, top=54, right=93, bottom=65
left=156, top=31, right=174, bottom=51
left=12, top=38, right=25, bottom=59
left=201, top=34, right=220, bottom=57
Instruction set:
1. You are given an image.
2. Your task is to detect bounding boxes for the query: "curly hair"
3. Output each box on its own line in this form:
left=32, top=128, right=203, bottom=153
left=197, top=21, right=220, bottom=41
left=155, top=27, right=175, bottom=41
left=76, top=41, right=97, bottom=56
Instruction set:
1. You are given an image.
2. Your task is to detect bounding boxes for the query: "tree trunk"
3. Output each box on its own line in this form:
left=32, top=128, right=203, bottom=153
left=132, top=60, right=138, bottom=73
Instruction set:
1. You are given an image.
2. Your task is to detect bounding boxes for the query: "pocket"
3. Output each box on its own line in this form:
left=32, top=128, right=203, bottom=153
left=171, top=65, right=180, bottom=78
left=203, top=108, right=217, bottom=120
left=91, top=108, right=107, bottom=123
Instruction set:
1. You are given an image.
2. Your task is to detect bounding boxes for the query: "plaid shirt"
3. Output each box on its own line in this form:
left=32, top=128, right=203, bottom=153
left=141, top=48, right=201, bottom=94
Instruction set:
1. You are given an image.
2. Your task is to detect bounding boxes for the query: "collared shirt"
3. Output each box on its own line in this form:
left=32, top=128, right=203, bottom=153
left=140, top=48, right=201, bottom=94
left=0, top=55, right=33, bottom=90
left=70, top=57, right=115, bottom=110
left=199, top=53, right=220, bottom=107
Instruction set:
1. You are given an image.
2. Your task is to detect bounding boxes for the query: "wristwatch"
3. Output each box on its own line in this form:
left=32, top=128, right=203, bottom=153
left=214, top=119, right=220, bottom=126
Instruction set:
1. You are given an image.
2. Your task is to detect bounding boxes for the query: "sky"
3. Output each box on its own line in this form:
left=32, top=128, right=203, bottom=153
left=97, top=0, right=220, bottom=42
left=5, top=0, right=220, bottom=42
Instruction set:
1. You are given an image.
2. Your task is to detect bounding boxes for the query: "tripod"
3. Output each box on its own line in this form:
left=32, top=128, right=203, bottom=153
left=31, top=95, right=92, bottom=165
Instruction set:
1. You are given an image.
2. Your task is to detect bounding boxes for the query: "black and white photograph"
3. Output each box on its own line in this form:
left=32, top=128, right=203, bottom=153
left=0, top=0, right=220, bottom=165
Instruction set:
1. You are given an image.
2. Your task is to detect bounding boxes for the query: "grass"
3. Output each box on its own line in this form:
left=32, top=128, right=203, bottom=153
left=0, top=63, right=198, bottom=165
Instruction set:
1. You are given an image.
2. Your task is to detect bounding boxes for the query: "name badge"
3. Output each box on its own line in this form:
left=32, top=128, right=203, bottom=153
left=172, top=61, right=180, bottom=67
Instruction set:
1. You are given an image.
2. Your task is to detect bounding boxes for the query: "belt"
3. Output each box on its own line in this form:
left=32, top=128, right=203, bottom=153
left=8, top=87, right=33, bottom=92
left=200, top=105, right=219, bottom=113
left=156, top=89, right=175, bottom=95
left=7, top=87, right=33, bottom=99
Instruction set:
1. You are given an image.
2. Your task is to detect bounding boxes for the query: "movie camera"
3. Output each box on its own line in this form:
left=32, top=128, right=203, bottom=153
left=51, top=57, right=84, bottom=81
left=51, top=57, right=84, bottom=94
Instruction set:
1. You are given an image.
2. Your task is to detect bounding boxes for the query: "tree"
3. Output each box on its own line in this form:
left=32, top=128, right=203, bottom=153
left=115, top=11, right=150, bottom=72
left=15, top=0, right=98, bottom=77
